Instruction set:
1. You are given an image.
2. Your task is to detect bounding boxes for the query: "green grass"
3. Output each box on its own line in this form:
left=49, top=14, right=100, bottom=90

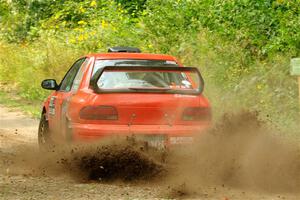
left=0, top=33, right=299, bottom=131
left=0, top=90, right=42, bottom=118
left=0, top=0, right=300, bottom=132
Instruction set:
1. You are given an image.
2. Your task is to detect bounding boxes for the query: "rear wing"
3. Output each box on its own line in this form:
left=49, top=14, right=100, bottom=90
left=90, top=66, right=204, bottom=95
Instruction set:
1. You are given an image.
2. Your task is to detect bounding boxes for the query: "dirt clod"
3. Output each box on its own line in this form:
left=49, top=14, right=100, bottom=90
left=69, top=144, right=165, bottom=181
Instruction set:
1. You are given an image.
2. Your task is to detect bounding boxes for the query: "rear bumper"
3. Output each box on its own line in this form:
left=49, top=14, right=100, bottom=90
left=71, top=123, right=210, bottom=143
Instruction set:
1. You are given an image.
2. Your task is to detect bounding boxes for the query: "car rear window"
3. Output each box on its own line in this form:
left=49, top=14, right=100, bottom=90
left=98, top=70, right=193, bottom=89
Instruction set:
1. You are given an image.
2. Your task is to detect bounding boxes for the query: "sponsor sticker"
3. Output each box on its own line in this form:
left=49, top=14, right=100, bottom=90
left=49, top=97, right=56, bottom=115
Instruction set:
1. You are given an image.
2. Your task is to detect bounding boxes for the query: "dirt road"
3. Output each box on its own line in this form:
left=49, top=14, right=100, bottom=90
left=0, top=105, right=300, bottom=199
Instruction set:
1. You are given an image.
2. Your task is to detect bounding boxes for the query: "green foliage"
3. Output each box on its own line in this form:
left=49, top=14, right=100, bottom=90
left=0, top=37, right=83, bottom=101
left=0, top=90, right=41, bottom=118
left=194, top=0, right=300, bottom=56
left=140, top=0, right=300, bottom=56
left=0, top=0, right=9, bottom=18
left=114, top=0, right=147, bottom=17
left=2, top=0, right=300, bottom=56
left=0, top=0, right=300, bottom=130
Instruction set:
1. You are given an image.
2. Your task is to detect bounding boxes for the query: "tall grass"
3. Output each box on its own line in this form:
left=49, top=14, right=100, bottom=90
left=0, top=36, right=83, bottom=100
left=0, top=29, right=298, bottom=131
left=0, top=0, right=299, bottom=132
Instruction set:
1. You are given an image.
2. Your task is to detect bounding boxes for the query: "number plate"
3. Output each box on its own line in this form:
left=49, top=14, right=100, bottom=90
left=134, top=135, right=166, bottom=149
left=169, top=136, right=194, bottom=145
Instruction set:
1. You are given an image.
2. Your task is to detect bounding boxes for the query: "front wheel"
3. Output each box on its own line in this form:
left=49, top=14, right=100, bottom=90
left=38, top=113, right=53, bottom=150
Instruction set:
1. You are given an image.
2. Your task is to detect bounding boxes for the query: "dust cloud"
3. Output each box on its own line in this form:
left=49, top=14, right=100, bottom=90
left=2, top=111, right=300, bottom=196
left=166, top=111, right=300, bottom=195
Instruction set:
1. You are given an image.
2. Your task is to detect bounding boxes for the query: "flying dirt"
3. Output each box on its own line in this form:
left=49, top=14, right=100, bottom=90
left=1, top=105, right=300, bottom=199
left=166, top=112, right=300, bottom=194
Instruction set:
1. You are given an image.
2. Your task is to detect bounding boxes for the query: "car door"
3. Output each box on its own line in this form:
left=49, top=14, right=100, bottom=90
left=51, top=58, right=87, bottom=139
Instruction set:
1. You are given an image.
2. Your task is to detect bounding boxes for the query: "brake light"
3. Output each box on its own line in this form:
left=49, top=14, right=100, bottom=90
left=182, top=107, right=211, bottom=121
left=79, top=106, right=118, bottom=120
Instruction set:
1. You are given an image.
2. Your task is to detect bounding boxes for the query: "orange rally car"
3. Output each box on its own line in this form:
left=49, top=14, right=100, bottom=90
left=38, top=47, right=211, bottom=149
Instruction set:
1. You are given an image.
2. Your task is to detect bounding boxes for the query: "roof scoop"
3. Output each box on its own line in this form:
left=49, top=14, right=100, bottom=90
left=108, top=46, right=141, bottom=53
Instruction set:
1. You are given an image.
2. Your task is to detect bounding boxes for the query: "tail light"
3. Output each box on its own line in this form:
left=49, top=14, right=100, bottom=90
left=182, top=107, right=211, bottom=121
left=79, top=106, right=118, bottom=120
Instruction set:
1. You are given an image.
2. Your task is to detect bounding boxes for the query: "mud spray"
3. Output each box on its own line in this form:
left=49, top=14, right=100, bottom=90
left=166, top=111, right=300, bottom=197
left=1, top=140, right=164, bottom=182
left=2, top=111, right=300, bottom=198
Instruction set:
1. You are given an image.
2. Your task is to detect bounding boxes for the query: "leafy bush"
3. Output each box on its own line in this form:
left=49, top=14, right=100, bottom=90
left=0, top=0, right=300, bottom=130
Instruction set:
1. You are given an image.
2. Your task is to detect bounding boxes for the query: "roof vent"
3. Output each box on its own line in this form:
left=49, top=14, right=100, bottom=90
left=108, top=46, right=141, bottom=53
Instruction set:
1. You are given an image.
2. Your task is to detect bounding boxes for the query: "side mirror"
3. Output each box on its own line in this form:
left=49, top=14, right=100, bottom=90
left=41, top=79, right=59, bottom=90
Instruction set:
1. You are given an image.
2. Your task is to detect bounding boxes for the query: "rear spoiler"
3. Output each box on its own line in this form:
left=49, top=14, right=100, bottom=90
left=90, top=66, right=204, bottom=95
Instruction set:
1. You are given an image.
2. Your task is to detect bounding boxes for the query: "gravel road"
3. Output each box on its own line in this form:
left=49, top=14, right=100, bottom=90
left=0, top=105, right=300, bottom=200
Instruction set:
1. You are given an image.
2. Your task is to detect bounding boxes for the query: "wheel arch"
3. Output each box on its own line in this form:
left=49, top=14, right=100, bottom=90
left=41, top=106, right=48, bottom=120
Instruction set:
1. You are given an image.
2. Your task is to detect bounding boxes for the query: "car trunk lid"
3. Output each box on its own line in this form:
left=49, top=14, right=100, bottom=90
left=89, top=93, right=200, bottom=125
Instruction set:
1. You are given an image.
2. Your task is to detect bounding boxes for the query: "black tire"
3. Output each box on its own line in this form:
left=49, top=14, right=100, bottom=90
left=38, top=113, right=53, bottom=150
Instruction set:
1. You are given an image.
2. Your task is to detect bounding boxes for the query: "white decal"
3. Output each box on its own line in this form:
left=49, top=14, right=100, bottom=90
left=49, top=97, right=56, bottom=115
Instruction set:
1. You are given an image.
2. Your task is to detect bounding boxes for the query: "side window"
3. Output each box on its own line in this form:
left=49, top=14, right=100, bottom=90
left=60, top=58, right=86, bottom=92
left=71, top=58, right=89, bottom=92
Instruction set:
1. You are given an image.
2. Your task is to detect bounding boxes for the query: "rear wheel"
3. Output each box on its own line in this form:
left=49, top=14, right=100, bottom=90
left=38, top=113, right=53, bottom=150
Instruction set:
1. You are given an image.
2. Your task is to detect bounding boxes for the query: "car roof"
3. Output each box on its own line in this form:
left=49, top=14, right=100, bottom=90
left=86, top=53, right=178, bottom=61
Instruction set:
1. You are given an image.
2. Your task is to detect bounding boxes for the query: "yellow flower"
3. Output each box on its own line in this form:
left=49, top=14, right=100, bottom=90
left=78, top=20, right=87, bottom=25
left=101, top=20, right=108, bottom=28
left=78, top=34, right=85, bottom=41
left=70, top=38, right=76, bottom=44
left=79, top=7, right=86, bottom=13
left=54, top=13, right=60, bottom=20
left=256, top=84, right=262, bottom=90
left=90, top=0, right=97, bottom=7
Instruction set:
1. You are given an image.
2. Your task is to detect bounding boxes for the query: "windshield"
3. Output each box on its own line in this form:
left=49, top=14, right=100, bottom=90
left=98, top=71, right=193, bottom=89
left=95, top=68, right=201, bottom=93
left=92, top=59, right=178, bottom=75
